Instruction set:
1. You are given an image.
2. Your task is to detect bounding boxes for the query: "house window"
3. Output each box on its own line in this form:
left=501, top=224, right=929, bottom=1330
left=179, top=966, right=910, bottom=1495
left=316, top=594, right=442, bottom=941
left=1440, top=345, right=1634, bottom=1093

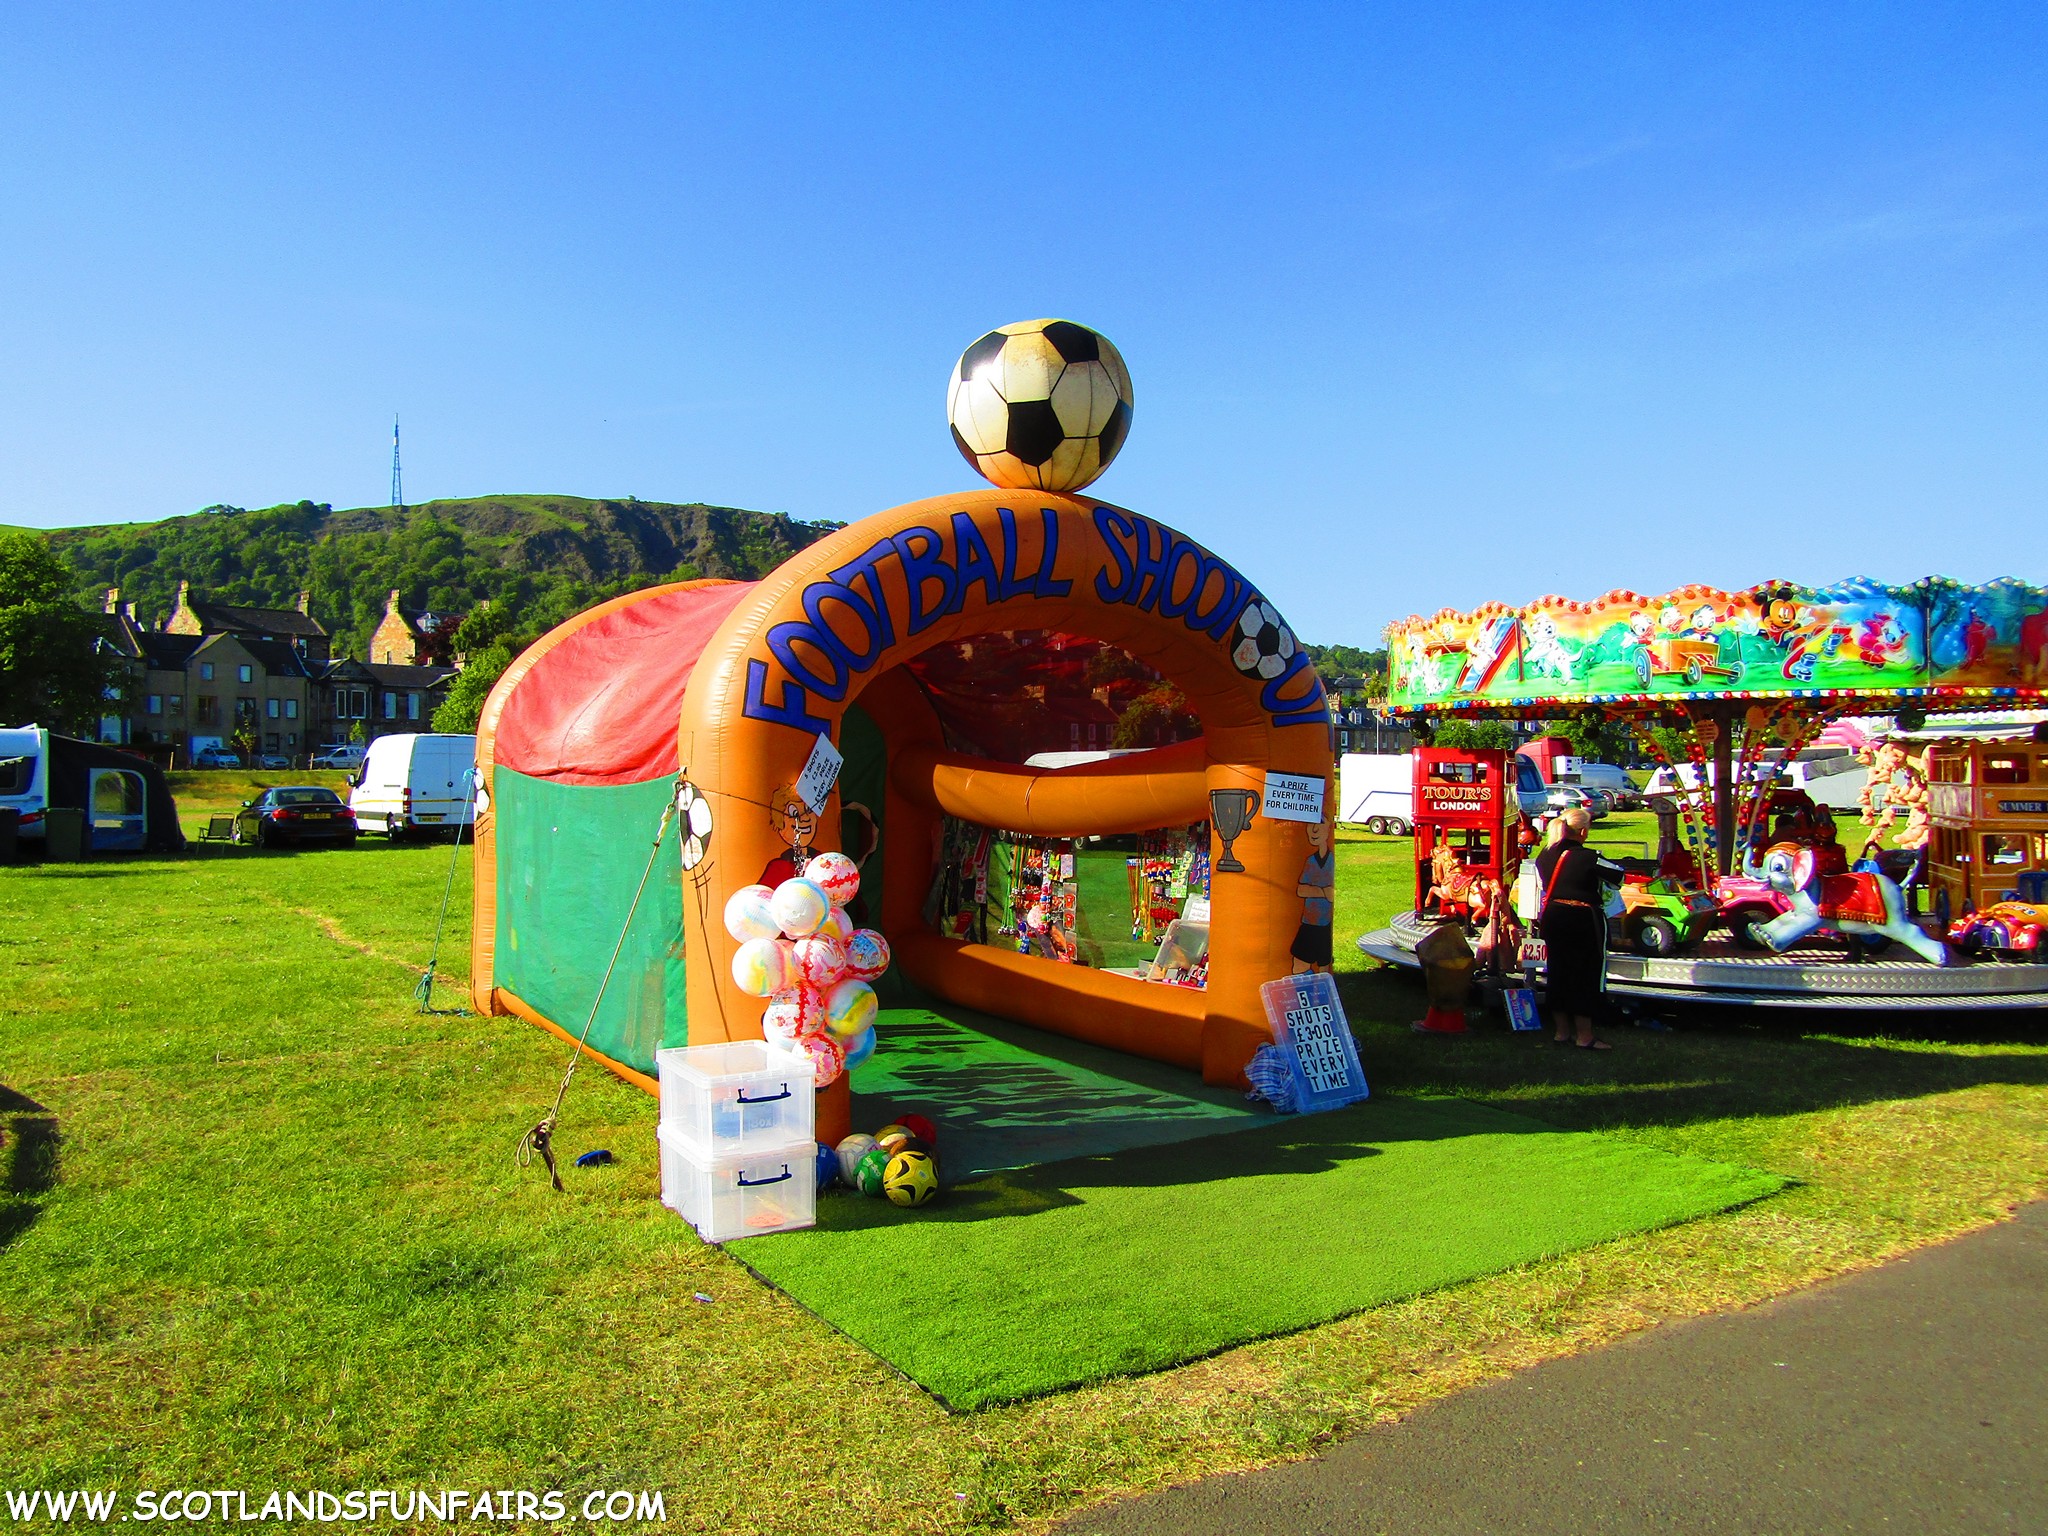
left=383, top=692, right=398, bottom=720
left=196, top=696, right=219, bottom=725
left=238, top=664, right=253, bottom=684
left=286, top=732, right=298, bottom=747
left=146, top=695, right=162, bottom=715
left=350, top=689, right=367, bottom=718
left=168, top=695, right=182, bottom=714
left=285, top=699, right=298, bottom=720
left=265, top=733, right=279, bottom=752
left=235, top=697, right=258, bottom=724
left=267, top=698, right=280, bottom=719
left=407, top=692, right=420, bottom=720
left=200, top=662, right=214, bottom=681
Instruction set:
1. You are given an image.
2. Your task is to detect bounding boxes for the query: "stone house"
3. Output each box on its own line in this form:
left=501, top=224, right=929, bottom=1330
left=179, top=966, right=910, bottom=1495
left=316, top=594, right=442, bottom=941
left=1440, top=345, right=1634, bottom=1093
left=164, top=581, right=331, bottom=662
left=101, top=595, right=320, bottom=760
left=310, top=659, right=457, bottom=748
left=97, top=585, right=454, bottom=764
left=367, top=589, right=469, bottom=667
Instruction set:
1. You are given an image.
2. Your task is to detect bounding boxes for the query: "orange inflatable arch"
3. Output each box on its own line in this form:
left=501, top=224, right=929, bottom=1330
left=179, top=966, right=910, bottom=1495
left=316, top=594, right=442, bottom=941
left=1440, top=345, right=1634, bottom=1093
left=475, top=487, right=1332, bottom=1141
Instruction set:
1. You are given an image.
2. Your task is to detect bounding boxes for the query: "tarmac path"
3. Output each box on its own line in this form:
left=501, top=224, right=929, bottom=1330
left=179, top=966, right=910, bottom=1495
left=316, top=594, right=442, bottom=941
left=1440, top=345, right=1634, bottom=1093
left=1061, top=1203, right=2047, bottom=1536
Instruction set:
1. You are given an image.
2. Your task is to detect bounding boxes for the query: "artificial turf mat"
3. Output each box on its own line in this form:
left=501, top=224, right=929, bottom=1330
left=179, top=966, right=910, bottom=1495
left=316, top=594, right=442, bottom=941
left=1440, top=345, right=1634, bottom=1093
left=848, top=1007, right=1281, bottom=1178
left=733, top=1095, right=1787, bottom=1409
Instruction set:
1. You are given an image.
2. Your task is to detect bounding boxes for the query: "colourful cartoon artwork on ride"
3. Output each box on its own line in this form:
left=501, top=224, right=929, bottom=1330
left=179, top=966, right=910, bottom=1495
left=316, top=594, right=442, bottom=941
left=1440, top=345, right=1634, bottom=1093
left=1385, top=577, right=2048, bottom=712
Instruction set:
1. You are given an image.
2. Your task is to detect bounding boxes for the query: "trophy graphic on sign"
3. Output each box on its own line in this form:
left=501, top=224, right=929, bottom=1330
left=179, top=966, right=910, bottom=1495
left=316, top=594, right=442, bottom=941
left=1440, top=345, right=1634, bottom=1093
left=1209, top=787, right=1260, bottom=874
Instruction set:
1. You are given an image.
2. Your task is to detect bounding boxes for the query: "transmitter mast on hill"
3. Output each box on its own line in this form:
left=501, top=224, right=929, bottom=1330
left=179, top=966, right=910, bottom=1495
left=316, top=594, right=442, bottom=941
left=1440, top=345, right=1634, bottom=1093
left=390, top=416, right=405, bottom=513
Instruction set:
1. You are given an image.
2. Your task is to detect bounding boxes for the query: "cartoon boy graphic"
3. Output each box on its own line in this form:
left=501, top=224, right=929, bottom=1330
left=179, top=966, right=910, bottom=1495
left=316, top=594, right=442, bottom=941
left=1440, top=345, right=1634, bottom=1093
left=1291, top=794, right=1336, bottom=973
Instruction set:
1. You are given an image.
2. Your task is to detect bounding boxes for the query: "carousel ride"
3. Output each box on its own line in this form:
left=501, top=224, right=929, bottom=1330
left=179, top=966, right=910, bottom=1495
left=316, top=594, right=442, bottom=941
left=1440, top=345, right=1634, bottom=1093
left=1359, top=575, right=2048, bottom=1010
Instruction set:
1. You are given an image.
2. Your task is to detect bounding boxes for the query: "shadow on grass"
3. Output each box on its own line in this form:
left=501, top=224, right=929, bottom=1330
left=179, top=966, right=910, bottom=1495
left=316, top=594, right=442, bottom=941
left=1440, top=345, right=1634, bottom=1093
left=1336, top=964, right=2048, bottom=1136
left=820, top=1118, right=1389, bottom=1231
left=1, top=1088, right=58, bottom=1257
left=809, top=1098, right=1579, bottom=1232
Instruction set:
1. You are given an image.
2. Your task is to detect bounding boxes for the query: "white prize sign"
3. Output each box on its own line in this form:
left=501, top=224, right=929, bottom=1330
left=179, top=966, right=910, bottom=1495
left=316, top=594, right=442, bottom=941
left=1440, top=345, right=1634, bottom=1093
left=1262, top=771, right=1326, bottom=824
left=794, top=732, right=844, bottom=814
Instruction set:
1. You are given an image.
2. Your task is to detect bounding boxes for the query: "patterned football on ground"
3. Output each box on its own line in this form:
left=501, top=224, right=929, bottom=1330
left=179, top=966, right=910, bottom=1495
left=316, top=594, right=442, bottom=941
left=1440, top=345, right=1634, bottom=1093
left=947, top=319, right=1134, bottom=492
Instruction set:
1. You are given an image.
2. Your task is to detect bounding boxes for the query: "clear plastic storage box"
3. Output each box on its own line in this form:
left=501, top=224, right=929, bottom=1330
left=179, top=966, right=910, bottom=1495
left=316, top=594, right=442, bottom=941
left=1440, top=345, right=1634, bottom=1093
left=657, top=1041, right=815, bottom=1155
left=657, top=1125, right=816, bottom=1243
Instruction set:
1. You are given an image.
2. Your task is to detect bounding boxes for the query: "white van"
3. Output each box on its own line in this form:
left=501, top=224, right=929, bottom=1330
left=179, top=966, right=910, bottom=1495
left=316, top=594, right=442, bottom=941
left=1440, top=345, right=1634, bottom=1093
left=0, top=726, right=50, bottom=842
left=1339, top=753, right=1414, bottom=834
left=1779, top=752, right=1869, bottom=811
left=348, top=733, right=477, bottom=839
left=1556, top=758, right=1636, bottom=806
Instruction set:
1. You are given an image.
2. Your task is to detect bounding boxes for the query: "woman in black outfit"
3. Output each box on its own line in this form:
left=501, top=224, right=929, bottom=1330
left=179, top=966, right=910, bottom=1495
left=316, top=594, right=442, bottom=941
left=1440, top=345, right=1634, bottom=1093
left=1533, top=809, right=1625, bottom=1049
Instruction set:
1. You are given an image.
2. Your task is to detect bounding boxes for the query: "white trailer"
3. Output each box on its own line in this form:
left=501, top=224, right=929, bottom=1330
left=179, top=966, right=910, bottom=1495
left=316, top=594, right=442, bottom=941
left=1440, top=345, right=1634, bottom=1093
left=1339, top=752, right=1414, bottom=835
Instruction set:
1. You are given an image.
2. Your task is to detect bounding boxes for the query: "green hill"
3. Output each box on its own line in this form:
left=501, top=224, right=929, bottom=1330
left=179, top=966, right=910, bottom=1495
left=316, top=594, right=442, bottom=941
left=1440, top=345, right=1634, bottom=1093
left=41, top=495, right=841, bottom=657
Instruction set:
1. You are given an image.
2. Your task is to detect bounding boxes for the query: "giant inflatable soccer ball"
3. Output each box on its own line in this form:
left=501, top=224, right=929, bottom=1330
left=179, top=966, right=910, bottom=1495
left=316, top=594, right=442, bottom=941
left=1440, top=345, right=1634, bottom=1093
left=947, top=319, right=1133, bottom=493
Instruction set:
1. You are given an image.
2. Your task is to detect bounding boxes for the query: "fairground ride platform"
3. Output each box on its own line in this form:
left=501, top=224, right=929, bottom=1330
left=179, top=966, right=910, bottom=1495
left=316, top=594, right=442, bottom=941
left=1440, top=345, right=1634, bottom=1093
left=1359, top=911, right=2048, bottom=1012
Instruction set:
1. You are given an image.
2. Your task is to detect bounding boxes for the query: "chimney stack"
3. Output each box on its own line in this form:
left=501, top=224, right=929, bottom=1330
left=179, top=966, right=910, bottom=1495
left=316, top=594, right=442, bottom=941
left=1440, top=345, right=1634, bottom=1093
left=103, top=587, right=121, bottom=614
left=387, top=589, right=403, bottom=613
left=295, top=590, right=311, bottom=614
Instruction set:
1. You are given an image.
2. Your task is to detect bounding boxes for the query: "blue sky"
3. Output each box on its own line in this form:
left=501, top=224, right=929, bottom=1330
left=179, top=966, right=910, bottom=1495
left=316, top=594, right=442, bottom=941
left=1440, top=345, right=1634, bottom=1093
left=2, top=4, right=2043, bottom=645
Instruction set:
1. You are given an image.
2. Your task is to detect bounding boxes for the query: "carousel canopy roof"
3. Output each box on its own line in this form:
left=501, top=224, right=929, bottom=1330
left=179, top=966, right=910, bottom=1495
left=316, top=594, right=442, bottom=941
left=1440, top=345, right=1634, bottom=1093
left=1384, top=576, right=2048, bottom=719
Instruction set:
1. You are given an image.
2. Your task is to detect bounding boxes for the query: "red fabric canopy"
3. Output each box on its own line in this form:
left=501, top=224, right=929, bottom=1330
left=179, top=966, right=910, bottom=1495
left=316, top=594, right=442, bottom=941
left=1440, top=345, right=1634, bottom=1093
left=493, top=582, right=757, bottom=786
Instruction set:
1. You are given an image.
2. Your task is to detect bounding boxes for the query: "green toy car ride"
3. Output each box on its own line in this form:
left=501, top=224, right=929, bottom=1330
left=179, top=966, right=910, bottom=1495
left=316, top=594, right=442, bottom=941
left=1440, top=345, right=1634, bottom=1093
left=1615, top=876, right=1720, bottom=957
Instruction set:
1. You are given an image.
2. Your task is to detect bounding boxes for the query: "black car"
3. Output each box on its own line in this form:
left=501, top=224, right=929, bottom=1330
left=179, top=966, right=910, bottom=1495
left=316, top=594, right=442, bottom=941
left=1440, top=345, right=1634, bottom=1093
left=233, top=786, right=358, bottom=848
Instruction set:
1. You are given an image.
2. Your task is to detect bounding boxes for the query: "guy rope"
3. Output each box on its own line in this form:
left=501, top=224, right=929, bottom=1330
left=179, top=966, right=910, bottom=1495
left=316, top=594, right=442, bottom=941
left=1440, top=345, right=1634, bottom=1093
left=415, top=770, right=480, bottom=1012
left=517, top=779, right=682, bottom=1191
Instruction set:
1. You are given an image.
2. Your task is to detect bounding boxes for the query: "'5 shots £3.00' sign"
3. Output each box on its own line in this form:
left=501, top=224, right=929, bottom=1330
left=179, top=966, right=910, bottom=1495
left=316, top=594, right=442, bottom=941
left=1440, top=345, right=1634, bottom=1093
left=1259, top=973, right=1369, bottom=1114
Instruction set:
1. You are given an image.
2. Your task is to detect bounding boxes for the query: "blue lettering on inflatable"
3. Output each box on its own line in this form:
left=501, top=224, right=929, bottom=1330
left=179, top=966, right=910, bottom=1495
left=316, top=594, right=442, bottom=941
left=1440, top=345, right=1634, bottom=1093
left=1131, top=517, right=1176, bottom=611
left=767, top=619, right=850, bottom=701
left=996, top=506, right=1038, bottom=600
left=743, top=658, right=833, bottom=735
left=1093, top=506, right=1137, bottom=603
left=802, top=580, right=888, bottom=670
left=1189, top=558, right=1244, bottom=638
left=947, top=512, right=1004, bottom=615
left=1155, top=541, right=1206, bottom=620
left=830, top=544, right=899, bottom=653
left=1030, top=507, right=1071, bottom=597
left=739, top=503, right=1327, bottom=733
left=893, top=526, right=956, bottom=635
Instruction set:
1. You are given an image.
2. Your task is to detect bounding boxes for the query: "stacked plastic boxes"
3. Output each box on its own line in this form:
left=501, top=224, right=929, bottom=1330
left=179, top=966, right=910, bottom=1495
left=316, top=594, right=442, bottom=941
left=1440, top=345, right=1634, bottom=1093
left=656, top=1041, right=817, bottom=1243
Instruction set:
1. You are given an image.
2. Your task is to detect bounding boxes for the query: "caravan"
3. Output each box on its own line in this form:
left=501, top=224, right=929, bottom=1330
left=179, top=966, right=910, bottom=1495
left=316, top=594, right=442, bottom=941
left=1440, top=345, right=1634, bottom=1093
left=0, top=726, right=184, bottom=855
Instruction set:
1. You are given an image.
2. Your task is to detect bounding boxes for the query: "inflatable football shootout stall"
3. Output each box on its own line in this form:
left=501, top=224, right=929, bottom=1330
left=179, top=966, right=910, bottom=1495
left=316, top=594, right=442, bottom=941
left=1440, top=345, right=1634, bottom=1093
left=471, top=490, right=1332, bottom=1125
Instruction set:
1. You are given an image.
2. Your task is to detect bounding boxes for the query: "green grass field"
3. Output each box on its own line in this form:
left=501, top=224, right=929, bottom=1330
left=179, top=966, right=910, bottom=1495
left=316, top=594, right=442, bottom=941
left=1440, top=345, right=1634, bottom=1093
left=3, top=817, right=2047, bottom=1532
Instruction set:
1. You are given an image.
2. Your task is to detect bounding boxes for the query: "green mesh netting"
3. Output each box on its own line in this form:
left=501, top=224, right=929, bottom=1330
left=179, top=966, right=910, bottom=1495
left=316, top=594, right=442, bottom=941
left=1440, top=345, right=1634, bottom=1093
left=493, top=768, right=684, bottom=1073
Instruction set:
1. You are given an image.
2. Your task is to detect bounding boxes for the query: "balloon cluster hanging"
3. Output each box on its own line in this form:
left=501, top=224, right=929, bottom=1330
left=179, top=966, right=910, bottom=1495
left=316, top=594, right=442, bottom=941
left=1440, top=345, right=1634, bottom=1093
left=723, top=852, right=889, bottom=1087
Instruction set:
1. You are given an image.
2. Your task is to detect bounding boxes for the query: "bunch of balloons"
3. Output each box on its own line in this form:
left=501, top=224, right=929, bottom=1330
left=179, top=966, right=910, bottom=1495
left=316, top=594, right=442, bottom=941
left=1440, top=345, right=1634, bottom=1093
left=723, top=852, right=890, bottom=1088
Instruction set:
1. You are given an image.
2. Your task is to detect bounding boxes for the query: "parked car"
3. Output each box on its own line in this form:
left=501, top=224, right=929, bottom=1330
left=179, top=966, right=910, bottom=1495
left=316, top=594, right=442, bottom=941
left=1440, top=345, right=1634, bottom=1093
left=1545, top=784, right=1606, bottom=819
left=348, top=733, right=477, bottom=839
left=254, top=752, right=292, bottom=770
left=1560, top=760, right=1639, bottom=808
left=192, top=746, right=242, bottom=769
left=310, top=743, right=367, bottom=771
left=233, top=786, right=358, bottom=848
